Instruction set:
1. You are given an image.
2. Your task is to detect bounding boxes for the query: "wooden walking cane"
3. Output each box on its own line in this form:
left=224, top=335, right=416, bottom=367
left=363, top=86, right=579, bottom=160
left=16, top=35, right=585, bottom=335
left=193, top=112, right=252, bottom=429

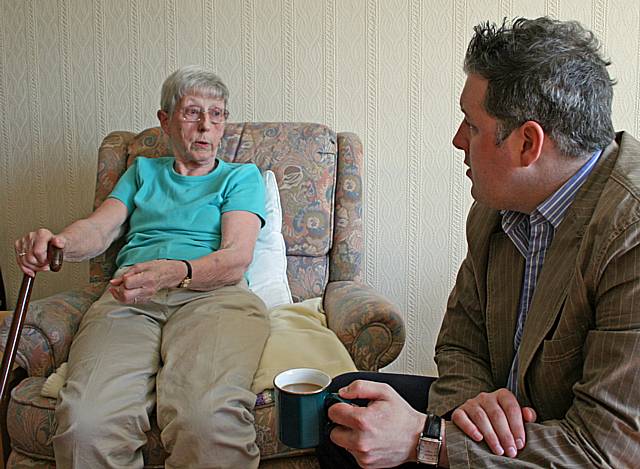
left=0, top=245, right=63, bottom=407
left=0, top=246, right=63, bottom=463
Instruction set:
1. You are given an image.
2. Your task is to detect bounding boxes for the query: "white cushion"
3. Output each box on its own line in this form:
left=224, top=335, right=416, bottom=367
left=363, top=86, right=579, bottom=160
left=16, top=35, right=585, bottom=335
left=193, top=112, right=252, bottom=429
left=247, top=170, right=293, bottom=309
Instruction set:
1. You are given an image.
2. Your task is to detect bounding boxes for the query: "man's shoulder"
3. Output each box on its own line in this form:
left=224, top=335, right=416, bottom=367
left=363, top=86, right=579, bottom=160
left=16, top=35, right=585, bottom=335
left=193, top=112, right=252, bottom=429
left=610, top=131, right=640, bottom=195
left=587, top=131, right=640, bottom=236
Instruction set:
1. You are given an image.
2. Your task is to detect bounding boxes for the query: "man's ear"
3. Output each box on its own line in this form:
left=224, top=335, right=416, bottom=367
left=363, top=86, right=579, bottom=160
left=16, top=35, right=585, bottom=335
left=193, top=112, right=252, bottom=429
left=518, top=121, right=545, bottom=167
left=157, top=110, right=169, bottom=133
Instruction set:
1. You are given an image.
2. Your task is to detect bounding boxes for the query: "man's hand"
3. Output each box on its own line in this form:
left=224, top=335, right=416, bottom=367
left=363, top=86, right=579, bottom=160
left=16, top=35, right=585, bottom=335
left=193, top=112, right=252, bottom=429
left=109, top=259, right=187, bottom=304
left=451, top=388, right=537, bottom=458
left=328, top=380, right=426, bottom=469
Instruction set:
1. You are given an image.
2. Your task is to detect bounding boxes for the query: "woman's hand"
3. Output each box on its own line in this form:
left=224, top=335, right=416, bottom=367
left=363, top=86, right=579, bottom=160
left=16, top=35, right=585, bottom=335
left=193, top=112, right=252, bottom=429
left=109, top=259, right=188, bottom=304
left=14, top=229, right=66, bottom=277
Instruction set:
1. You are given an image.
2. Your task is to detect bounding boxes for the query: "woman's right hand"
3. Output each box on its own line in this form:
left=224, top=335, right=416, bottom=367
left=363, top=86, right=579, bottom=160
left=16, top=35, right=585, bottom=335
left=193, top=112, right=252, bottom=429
left=14, top=229, right=67, bottom=277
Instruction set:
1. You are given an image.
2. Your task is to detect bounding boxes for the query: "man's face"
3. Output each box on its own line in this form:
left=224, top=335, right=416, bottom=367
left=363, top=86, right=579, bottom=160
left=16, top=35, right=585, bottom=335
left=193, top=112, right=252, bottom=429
left=452, top=74, right=520, bottom=210
left=158, top=93, right=226, bottom=172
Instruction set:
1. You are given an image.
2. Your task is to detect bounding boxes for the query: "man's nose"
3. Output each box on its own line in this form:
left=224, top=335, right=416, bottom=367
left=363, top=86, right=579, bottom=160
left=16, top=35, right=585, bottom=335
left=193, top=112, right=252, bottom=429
left=452, top=124, right=467, bottom=151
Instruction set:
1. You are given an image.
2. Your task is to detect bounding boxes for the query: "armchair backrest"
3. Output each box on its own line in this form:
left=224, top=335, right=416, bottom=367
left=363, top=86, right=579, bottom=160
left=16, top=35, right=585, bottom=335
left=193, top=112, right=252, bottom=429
left=90, top=123, right=364, bottom=301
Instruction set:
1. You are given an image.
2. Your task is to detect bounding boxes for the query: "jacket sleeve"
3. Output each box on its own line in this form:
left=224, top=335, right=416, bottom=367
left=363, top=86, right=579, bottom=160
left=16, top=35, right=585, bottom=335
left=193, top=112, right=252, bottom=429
left=427, top=252, right=497, bottom=418
left=444, top=224, right=640, bottom=468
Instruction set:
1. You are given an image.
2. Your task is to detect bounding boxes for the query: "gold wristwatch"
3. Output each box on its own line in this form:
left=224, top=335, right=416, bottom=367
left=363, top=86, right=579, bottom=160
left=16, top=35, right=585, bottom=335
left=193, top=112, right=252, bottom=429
left=416, top=411, right=443, bottom=466
left=177, top=260, right=192, bottom=288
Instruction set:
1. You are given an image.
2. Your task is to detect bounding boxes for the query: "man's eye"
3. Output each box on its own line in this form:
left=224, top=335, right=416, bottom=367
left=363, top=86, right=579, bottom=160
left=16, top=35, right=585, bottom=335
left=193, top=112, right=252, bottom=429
left=186, top=108, right=201, bottom=117
left=210, top=109, right=223, bottom=118
left=464, top=118, right=475, bottom=131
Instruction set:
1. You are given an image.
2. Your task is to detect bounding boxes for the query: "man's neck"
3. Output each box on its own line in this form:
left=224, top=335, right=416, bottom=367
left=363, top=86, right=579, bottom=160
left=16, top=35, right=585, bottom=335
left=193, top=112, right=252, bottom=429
left=512, top=152, right=593, bottom=214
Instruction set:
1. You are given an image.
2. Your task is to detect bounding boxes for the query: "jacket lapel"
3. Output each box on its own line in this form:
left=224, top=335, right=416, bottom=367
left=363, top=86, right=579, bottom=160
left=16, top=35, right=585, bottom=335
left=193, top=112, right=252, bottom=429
left=516, top=140, right=619, bottom=402
left=485, top=231, right=522, bottom=386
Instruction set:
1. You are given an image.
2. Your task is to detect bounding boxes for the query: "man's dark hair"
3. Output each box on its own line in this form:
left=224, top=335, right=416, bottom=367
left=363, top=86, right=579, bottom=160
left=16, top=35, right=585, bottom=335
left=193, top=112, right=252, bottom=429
left=464, top=17, right=615, bottom=157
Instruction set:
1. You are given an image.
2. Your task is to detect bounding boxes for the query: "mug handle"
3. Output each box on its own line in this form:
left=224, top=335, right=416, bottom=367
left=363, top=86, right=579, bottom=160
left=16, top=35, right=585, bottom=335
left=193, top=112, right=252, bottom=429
left=323, top=392, right=357, bottom=439
left=324, top=392, right=353, bottom=409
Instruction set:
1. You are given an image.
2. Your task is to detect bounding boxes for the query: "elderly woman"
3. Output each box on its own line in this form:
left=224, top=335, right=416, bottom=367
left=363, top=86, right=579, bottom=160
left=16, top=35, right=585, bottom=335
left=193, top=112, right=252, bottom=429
left=14, top=66, right=268, bottom=469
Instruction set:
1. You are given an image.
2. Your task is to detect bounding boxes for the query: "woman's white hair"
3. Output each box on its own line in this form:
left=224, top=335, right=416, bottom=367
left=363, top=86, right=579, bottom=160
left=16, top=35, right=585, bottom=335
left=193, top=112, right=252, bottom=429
left=160, top=65, right=229, bottom=116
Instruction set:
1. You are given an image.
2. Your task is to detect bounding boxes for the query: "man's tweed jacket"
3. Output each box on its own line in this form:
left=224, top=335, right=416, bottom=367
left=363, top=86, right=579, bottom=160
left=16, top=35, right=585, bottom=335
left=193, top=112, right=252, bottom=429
left=429, top=132, right=640, bottom=467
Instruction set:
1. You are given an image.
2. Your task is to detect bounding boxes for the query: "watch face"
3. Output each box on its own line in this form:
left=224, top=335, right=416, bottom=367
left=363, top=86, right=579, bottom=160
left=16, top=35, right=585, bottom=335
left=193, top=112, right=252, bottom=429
left=180, top=277, right=192, bottom=288
left=417, top=437, right=440, bottom=465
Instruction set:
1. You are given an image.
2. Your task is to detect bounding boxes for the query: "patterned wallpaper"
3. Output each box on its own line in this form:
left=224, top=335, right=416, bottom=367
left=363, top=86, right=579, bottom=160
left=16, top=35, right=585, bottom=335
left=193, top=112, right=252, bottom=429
left=1, top=0, right=639, bottom=376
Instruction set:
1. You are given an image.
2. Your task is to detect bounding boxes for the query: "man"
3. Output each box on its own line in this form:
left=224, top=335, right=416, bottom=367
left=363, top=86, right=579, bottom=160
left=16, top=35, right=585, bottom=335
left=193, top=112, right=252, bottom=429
left=318, top=17, right=640, bottom=468
left=15, top=66, right=269, bottom=468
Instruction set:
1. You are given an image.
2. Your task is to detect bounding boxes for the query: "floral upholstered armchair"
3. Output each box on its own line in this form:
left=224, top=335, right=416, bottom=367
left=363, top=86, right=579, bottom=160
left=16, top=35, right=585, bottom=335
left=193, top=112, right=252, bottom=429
left=0, top=122, right=405, bottom=468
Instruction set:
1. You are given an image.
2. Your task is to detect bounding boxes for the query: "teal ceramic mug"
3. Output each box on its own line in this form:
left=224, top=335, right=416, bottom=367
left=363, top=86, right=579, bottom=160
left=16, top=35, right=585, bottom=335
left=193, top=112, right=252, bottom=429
left=274, top=368, right=349, bottom=449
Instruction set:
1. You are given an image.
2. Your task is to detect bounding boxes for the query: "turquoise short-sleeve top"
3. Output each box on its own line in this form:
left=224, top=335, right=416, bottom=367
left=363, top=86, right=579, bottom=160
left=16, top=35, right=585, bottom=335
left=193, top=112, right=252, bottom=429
left=108, top=156, right=266, bottom=269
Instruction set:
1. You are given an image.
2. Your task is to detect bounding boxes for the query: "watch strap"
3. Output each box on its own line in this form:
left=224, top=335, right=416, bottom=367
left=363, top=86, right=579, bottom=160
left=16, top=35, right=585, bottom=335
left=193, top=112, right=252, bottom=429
left=423, top=411, right=441, bottom=439
left=416, top=412, right=442, bottom=466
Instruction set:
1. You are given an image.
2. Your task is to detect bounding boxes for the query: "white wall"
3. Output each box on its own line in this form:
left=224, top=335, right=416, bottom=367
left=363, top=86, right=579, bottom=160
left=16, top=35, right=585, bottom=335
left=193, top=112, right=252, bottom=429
left=2, top=0, right=639, bottom=376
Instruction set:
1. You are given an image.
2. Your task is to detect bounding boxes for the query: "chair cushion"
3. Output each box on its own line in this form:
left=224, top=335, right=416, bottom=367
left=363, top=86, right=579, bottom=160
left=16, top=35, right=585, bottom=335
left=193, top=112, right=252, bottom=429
left=247, top=170, right=293, bottom=309
left=8, top=378, right=56, bottom=460
left=8, top=377, right=310, bottom=465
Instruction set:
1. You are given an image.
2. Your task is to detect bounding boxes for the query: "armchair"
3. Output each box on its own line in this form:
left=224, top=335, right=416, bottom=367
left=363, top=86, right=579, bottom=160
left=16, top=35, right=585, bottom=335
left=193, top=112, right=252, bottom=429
left=0, top=122, right=405, bottom=468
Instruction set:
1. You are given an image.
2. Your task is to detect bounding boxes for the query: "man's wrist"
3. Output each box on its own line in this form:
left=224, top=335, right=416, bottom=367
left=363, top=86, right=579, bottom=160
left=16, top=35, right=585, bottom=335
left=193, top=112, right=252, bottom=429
left=410, top=413, right=428, bottom=462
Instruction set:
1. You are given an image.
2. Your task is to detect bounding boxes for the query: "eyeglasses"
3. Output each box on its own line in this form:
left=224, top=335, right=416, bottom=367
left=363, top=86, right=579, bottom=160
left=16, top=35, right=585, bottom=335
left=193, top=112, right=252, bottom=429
left=179, top=106, right=229, bottom=124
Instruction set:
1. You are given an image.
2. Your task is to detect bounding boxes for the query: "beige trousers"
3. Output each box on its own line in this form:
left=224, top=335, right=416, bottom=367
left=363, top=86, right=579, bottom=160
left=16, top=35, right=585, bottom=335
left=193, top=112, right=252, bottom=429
left=52, top=280, right=269, bottom=469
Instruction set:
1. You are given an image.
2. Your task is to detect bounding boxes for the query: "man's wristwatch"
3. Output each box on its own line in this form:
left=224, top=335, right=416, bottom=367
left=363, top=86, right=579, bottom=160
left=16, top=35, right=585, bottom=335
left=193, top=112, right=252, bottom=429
left=177, top=260, right=192, bottom=288
left=416, top=412, right=443, bottom=466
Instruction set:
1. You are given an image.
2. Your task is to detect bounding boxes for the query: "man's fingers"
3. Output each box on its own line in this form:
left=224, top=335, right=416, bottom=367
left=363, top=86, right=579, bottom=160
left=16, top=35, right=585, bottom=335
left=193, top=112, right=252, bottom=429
left=329, top=422, right=359, bottom=452
left=454, top=389, right=529, bottom=458
left=451, top=408, right=482, bottom=441
left=338, top=380, right=395, bottom=401
left=329, top=423, right=377, bottom=468
left=457, top=395, right=516, bottom=457
left=497, top=390, right=526, bottom=451
left=459, top=404, right=507, bottom=455
left=327, top=401, right=367, bottom=430
left=522, top=406, right=537, bottom=423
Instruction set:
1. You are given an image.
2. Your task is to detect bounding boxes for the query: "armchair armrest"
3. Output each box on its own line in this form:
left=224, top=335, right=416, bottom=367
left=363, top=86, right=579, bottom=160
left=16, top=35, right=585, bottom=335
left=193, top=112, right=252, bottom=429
left=323, top=281, right=405, bottom=371
left=0, top=284, right=105, bottom=377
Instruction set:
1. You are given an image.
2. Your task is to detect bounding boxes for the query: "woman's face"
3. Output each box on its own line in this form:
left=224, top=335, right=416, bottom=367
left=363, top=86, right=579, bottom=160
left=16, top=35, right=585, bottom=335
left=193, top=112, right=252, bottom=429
left=158, top=92, right=226, bottom=175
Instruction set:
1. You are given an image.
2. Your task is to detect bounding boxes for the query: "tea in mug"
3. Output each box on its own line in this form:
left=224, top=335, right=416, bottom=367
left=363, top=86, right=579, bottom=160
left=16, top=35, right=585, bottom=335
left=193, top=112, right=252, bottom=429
left=282, top=382, right=323, bottom=393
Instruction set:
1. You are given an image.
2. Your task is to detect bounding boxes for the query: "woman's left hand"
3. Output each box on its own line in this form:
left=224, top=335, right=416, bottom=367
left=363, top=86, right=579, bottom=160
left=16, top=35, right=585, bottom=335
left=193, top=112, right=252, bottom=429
left=109, top=259, right=185, bottom=304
